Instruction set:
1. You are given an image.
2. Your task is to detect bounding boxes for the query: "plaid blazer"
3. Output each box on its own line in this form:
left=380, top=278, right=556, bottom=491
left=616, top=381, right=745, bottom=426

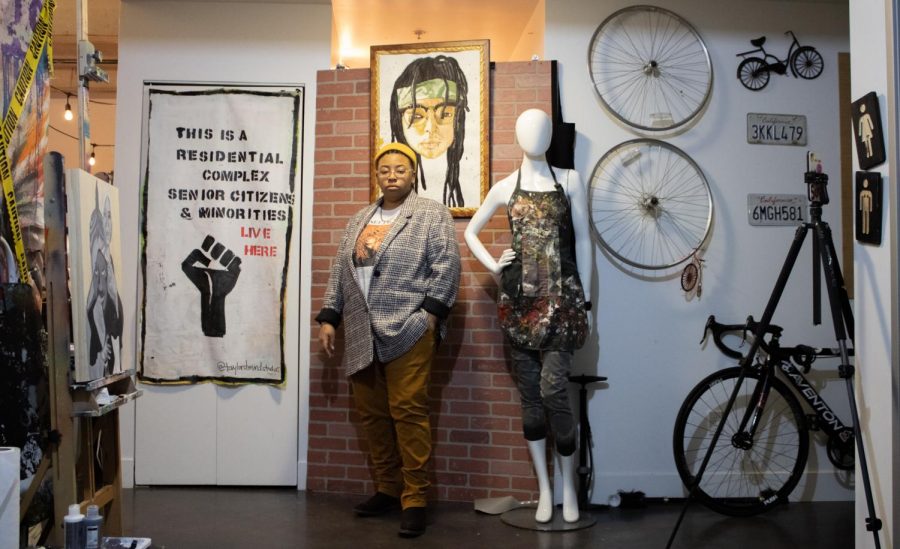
left=317, top=192, right=461, bottom=377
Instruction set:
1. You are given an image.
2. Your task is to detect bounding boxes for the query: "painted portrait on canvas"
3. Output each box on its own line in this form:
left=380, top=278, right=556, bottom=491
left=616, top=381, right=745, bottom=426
left=371, top=40, right=489, bottom=217
left=68, top=171, right=124, bottom=382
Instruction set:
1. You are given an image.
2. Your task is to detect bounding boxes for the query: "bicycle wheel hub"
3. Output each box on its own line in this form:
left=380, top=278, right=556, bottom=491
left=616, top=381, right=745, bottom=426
left=732, top=431, right=753, bottom=450
left=641, top=194, right=663, bottom=218
left=642, top=60, right=661, bottom=77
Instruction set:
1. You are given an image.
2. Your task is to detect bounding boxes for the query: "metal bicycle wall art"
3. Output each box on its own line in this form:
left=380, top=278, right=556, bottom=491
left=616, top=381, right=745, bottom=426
left=736, top=31, right=823, bottom=91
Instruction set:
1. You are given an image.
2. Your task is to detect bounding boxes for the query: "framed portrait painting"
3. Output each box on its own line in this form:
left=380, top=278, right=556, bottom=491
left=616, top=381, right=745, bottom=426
left=371, top=39, right=490, bottom=217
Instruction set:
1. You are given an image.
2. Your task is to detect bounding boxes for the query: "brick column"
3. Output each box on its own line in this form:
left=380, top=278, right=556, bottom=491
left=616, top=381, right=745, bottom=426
left=309, top=61, right=553, bottom=502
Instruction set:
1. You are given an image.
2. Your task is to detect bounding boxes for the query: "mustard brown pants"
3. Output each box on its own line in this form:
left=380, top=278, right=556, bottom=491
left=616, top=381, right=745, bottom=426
left=350, top=328, right=435, bottom=509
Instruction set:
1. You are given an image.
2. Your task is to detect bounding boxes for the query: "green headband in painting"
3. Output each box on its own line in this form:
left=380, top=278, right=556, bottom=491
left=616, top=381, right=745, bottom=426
left=396, top=79, right=458, bottom=110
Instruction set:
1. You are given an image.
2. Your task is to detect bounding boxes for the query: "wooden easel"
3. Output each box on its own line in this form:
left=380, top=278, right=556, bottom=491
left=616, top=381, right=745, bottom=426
left=42, top=153, right=140, bottom=545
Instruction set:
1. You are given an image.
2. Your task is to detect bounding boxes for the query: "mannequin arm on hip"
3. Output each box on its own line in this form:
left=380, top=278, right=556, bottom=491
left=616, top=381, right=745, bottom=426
left=464, top=177, right=516, bottom=276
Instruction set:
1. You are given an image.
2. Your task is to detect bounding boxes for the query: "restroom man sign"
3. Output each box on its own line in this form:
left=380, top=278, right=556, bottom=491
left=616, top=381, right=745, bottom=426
left=851, top=92, right=885, bottom=170
left=855, top=171, right=882, bottom=245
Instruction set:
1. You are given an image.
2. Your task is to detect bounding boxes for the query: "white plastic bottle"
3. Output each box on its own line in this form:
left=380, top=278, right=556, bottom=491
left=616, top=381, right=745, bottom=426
left=64, top=504, right=86, bottom=549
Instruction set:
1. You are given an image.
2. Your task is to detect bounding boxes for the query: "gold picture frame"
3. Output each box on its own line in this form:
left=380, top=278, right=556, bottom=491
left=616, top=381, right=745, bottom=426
left=370, top=39, right=490, bottom=218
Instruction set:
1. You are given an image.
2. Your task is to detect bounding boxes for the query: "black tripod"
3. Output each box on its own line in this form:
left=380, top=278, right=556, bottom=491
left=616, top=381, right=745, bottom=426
left=666, top=168, right=882, bottom=548
left=569, top=374, right=607, bottom=509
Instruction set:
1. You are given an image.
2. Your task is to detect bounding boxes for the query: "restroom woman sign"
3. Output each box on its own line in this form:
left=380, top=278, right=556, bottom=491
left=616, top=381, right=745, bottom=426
left=851, top=92, right=885, bottom=170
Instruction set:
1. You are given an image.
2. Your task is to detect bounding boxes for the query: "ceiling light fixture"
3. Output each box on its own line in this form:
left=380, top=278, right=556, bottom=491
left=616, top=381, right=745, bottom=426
left=64, top=94, right=73, bottom=121
left=89, top=144, right=96, bottom=166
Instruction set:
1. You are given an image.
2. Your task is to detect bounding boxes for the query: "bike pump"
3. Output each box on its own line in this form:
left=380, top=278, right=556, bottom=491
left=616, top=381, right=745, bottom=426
left=568, top=374, right=607, bottom=509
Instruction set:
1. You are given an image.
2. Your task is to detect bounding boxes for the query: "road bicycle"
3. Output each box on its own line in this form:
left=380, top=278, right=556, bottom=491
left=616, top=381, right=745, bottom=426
left=671, top=315, right=855, bottom=516
left=736, top=31, right=824, bottom=91
left=665, top=164, right=880, bottom=549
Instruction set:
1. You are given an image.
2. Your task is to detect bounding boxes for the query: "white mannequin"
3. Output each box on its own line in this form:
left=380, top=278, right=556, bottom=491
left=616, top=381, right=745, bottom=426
left=464, top=109, right=593, bottom=523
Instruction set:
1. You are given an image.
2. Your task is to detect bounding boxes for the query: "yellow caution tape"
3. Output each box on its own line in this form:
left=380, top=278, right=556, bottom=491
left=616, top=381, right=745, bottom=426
left=0, top=0, right=55, bottom=284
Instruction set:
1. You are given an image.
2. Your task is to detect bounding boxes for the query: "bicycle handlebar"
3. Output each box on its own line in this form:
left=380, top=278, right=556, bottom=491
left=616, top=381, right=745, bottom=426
left=700, top=315, right=780, bottom=359
left=700, top=315, right=843, bottom=372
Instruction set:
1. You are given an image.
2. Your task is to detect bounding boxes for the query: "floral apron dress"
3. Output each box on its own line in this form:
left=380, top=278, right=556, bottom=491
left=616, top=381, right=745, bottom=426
left=498, top=166, right=588, bottom=350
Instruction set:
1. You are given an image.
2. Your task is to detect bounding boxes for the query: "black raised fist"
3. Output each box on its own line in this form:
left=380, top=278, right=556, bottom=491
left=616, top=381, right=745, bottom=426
left=182, top=235, right=242, bottom=337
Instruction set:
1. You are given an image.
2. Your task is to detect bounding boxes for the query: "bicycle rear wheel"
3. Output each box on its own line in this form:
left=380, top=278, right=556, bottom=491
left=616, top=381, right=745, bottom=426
left=737, top=58, right=769, bottom=91
left=672, top=366, right=809, bottom=516
left=589, top=139, right=713, bottom=270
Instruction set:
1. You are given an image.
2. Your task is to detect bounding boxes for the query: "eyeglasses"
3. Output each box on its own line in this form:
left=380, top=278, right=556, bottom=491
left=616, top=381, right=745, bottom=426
left=402, top=104, right=457, bottom=130
left=376, top=165, right=411, bottom=178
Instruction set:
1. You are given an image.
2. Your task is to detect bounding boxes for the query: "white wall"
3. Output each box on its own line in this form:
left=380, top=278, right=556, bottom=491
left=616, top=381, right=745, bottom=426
left=547, top=0, right=853, bottom=502
left=850, top=1, right=896, bottom=547
left=114, top=0, right=330, bottom=488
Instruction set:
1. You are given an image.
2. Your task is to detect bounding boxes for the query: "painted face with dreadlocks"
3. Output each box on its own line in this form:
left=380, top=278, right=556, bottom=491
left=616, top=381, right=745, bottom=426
left=390, top=55, right=469, bottom=208
left=397, top=79, right=458, bottom=159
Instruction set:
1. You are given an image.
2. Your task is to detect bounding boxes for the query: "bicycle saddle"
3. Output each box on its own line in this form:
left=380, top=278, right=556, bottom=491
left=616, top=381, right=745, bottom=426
left=750, top=36, right=766, bottom=47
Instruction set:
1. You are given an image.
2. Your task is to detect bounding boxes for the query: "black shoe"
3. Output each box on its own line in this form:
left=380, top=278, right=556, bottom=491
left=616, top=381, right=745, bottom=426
left=398, top=507, right=427, bottom=538
left=354, top=492, right=401, bottom=517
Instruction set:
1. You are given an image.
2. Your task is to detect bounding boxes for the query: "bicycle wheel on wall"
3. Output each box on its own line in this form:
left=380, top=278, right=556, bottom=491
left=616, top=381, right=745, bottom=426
left=589, top=139, right=712, bottom=270
left=672, top=367, right=809, bottom=516
left=790, top=46, right=824, bottom=79
left=588, top=5, right=713, bottom=132
left=737, top=58, right=770, bottom=91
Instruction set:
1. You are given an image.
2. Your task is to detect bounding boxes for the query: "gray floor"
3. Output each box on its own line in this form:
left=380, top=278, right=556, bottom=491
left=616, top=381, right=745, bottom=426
left=121, top=487, right=854, bottom=548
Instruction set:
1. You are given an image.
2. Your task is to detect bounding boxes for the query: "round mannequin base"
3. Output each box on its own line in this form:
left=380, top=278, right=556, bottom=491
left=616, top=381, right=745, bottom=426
left=500, top=506, right=597, bottom=531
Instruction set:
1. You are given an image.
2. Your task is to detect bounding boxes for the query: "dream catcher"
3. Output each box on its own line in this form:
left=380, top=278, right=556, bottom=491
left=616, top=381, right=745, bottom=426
left=680, top=253, right=704, bottom=299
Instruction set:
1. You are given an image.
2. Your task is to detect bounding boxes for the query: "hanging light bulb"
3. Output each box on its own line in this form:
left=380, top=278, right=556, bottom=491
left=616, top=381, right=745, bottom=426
left=89, top=144, right=96, bottom=166
left=64, top=94, right=73, bottom=121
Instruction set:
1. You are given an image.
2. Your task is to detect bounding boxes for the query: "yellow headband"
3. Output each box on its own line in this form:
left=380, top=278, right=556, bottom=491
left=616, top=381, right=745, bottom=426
left=374, top=142, right=418, bottom=171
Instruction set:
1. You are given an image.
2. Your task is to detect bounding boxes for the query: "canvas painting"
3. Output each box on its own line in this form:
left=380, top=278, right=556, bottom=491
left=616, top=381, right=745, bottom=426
left=67, top=170, right=125, bottom=383
left=371, top=40, right=490, bottom=217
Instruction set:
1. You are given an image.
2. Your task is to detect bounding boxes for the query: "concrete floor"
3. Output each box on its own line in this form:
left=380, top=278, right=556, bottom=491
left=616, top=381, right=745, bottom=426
left=120, top=487, right=854, bottom=548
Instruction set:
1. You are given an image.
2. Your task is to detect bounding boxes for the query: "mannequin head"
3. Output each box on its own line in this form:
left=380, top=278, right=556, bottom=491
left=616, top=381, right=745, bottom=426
left=515, top=109, right=552, bottom=157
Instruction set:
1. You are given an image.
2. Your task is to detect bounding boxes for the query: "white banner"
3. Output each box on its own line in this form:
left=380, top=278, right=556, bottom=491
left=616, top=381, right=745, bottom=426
left=140, top=88, right=301, bottom=384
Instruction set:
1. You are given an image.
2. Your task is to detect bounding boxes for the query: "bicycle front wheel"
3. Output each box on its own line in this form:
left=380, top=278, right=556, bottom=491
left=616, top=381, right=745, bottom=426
left=672, top=367, right=809, bottom=516
left=791, top=46, right=824, bottom=79
left=588, top=5, right=713, bottom=132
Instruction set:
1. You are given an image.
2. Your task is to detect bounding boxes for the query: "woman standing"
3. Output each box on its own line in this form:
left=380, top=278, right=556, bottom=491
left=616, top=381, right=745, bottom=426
left=317, top=142, right=461, bottom=538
